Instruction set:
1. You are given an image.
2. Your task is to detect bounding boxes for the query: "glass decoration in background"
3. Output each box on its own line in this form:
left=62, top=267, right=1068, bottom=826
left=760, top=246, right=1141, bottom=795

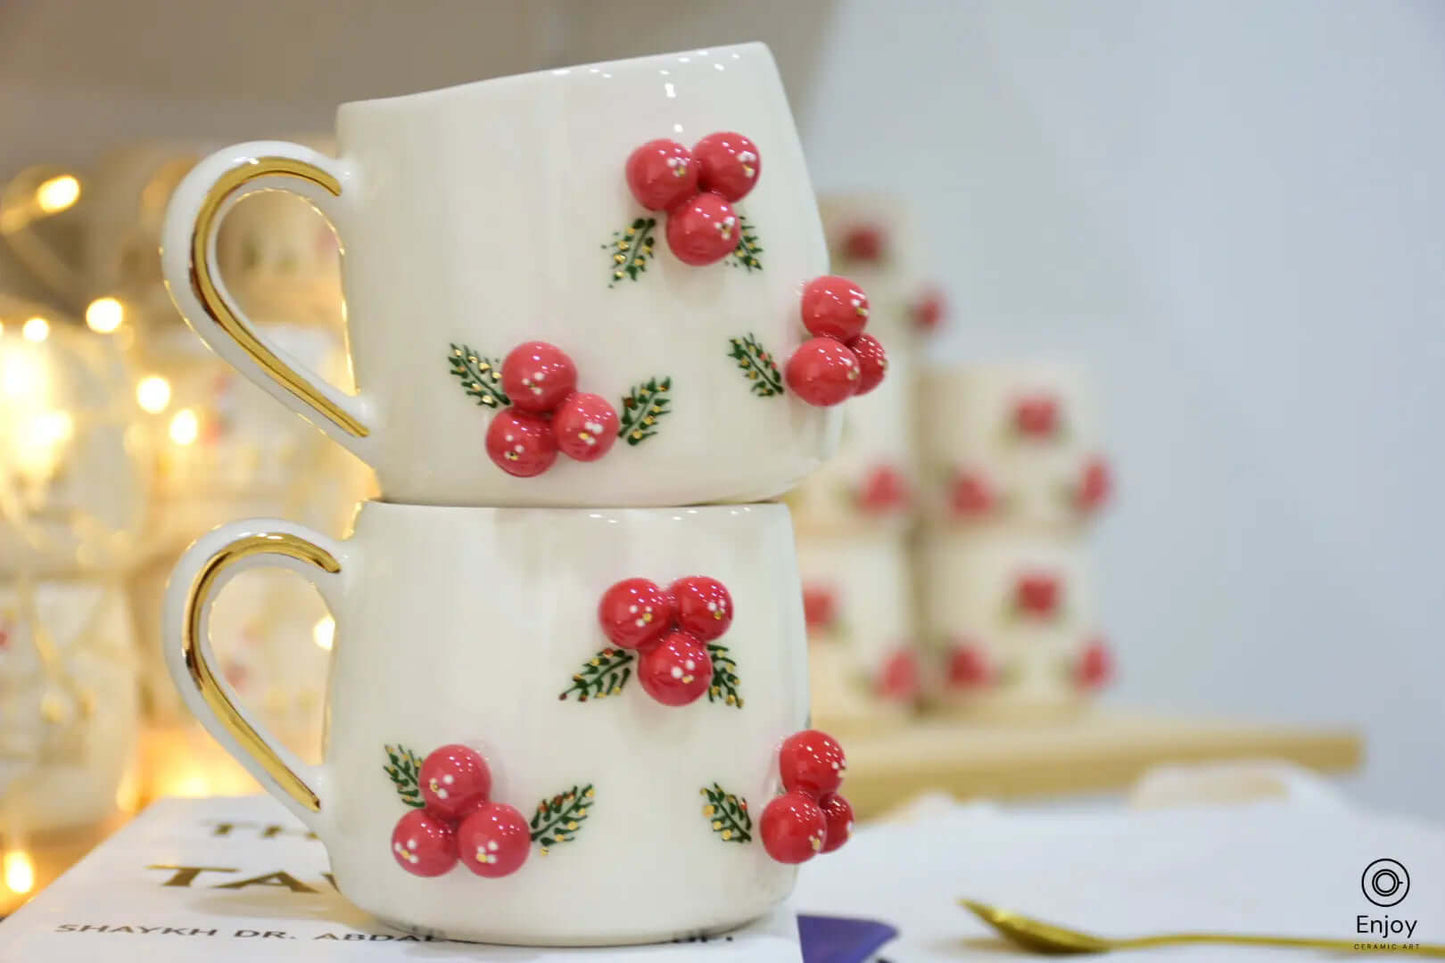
left=0, top=142, right=373, bottom=802
left=788, top=194, right=943, bottom=733
left=0, top=298, right=147, bottom=914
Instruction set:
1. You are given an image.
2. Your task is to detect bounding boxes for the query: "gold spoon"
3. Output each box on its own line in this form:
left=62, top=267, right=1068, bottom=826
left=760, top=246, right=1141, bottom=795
left=961, top=900, right=1445, bottom=956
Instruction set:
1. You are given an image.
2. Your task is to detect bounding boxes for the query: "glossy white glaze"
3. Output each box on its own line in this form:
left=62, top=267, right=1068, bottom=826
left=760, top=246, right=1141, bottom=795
left=163, top=502, right=810, bottom=945
left=161, top=44, right=839, bottom=507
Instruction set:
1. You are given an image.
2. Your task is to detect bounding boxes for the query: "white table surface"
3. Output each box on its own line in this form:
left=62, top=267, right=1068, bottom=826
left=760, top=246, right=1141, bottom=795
left=793, top=792, right=1443, bottom=960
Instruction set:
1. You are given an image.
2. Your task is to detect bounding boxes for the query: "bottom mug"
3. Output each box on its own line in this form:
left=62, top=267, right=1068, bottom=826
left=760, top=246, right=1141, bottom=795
left=163, top=501, right=815, bottom=945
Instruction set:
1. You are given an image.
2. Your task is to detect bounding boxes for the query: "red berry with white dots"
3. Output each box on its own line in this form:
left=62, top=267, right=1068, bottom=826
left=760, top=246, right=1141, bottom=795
left=1076, top=456, right=1112, bottom=512
left=390, top=809, right=457, bottom=877
left=785, top=338, right=861, bottom=407
left=456, top=801, right=530, bottom=878
left=1015, top=573, right=1061, bottom=618
left=847, top=333, right=887, bottom=396
left=1077, top=638, right=1112, bottom=689
left=692, top=131, right=761, bottom=202
left=625, top=139, right=698, bottom=211
left=665, top=191, right=739, bottom=265
left=501, top=341, right=577, bottom=414
left=598, top=578, right=675, bottom=650
left=637, top=630, right=714, bottom=707
left=801, top=275, right=870, bottom=342
left=779, top=729, right=847, bottom=797
left=419, top=744, right=491, bottom=820
left=818, top=792, right=854, bottom=853
left=1013, top=395, right=1060, bottom=438
left=552, top=392, right=619, bottom=462
left=669, top=576, right=733, bottom=641
left=486, top=408, right=557, bottom=477
left=947, top=642, right=993, bottom=689
left=761, top=791, right=827, bottom=864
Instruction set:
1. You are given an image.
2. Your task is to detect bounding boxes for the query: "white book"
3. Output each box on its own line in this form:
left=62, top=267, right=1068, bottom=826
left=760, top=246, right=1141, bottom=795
left=0, top=795, right=802, bottom=961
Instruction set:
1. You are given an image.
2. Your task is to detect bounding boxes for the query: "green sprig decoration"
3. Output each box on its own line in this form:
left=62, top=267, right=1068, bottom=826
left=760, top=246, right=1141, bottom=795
left=383, top=744, right=425, bottom=809
left=605, top=218, right=658, bottom=287
left=530, top=784, right=595, bottom=854
left=699, top=784, right=752, bottom=843
left=727, top=334, right=784, bottom=397
left=618, top=376, right=672, bottom=446
left=706, top=643, right=744, bottom=709
left=558, top=647, right=635, bottom=701
left=448, top=344, right=510, bottom=409
left=729, top=214, right=763, bottom=272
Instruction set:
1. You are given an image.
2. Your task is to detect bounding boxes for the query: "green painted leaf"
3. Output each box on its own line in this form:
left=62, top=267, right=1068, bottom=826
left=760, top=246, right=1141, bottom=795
left=706, top=642, right=744, bottom=709
left=530, top=784, right=595, bottom=852
left=606, top=217, right=658, bottom=287
left=617, top=375, right=674, bottom=446
left=699, top=783, right=752, bottom=843
left=447, top=344, right=510, bottom=408
left=727, top=334, right=784, bottom=397
left=558, top=647, right=635, bottom=701
left=383, top=744, right=425, bottom=809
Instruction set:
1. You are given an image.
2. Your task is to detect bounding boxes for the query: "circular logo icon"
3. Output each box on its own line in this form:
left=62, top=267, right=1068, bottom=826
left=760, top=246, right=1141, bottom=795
left=1362, top=859, right=1410, bottom=907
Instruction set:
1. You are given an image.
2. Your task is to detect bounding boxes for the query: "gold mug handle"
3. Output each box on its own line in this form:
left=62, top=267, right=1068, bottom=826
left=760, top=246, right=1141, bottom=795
left=163, top=520, right=345, bottom=827
left=160, top=141, right=375, bottom=457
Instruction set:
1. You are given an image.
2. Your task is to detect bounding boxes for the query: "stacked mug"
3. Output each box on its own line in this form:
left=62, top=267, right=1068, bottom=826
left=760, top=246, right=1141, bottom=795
left=159, top=45, right=885, bottom=946
left=787, top=194, right=943, bottom=730
left=916, top=362, right=1114, bottom=720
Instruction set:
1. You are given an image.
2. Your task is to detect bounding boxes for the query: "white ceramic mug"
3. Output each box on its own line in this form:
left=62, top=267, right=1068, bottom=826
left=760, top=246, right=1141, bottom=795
left=161, top=43, right=840, bottom=508
left=163, top=502, right=810, bottom=944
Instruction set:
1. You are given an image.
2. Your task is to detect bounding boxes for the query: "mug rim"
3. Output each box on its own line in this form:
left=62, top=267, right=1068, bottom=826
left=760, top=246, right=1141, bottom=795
left=337, top=41, right=769, bottom=115
left=358, top=498, right=788, bottom=521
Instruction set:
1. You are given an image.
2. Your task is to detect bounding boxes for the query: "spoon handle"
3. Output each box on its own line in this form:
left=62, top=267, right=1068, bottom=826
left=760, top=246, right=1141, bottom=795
left=1122, top=933, right=1445, bottom=956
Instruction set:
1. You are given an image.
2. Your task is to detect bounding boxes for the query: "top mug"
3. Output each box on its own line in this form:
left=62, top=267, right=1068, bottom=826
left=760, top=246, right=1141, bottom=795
left=161, top=44, right=843, bottom=507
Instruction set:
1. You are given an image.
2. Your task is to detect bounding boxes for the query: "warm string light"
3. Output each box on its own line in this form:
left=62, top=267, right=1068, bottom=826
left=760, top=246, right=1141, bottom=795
left=34, top=174, right=80, bottom=214
left=168, top=408, right=199, bottom=446
left=21, top=317, right=48, bottom=343
left=136, top=375, right=171, bottom=414
left=2, top=850, right=34, bottom=895
left=84, top=297, right=123, bottom=334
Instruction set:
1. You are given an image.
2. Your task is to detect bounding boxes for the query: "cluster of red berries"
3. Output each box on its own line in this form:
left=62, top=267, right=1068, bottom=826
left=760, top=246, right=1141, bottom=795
left=1015, top=571, right=1062, bottom=619
left=485, top=341, right=620, bottom=478
left=946, top=637, right=1112, bottom=691
left=597, top=575, right=734, bottom=707
left=760, top=730, right=853, bottom=864
left=785, top=276, right=888, bottom=407
left=626, top=132, right=761, bottom=266
left=1013, top=394, right=1061, bottom=439
left=390, top=745, right=531, bottom=879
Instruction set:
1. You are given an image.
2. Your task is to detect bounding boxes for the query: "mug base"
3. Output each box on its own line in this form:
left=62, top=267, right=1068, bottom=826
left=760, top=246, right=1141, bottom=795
left=371, top=910, right=767, bottom=948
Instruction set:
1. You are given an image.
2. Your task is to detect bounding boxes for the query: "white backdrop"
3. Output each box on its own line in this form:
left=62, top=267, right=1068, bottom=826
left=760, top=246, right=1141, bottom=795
left=803, top=0, right=1445, bottom=818
left=0, top=0, right=1439, bottom=817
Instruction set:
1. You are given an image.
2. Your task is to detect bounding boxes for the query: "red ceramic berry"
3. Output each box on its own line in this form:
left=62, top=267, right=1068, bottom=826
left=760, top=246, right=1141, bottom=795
left=420, top=744, right=491, bottom=820
left=818, top=793, right=854, bottom=853
left=779, top=729, right=846, bottom=797
left=1076, top=456, right=1112, bottom=512
left=875, top=649, right=920, bottom=702
left=1013, top=395, right=1060, bottom=438
left=692, top=131, right=761, bottom=202
left=912, top=288, right=947, bottom=331
left=501, top=342, right=577, bottom=414
left=857, top=464, right=909, bottom=514
left=785, top=338, right=861, bottom=407
left=625, top=139, right=697, bottom=211
left=760, top=791, right=827, bottom=864
left=486, top=409, right=557, bottom=478
left=1077, top=638, right=1112, bottom=689
left=1015, top=573, right=1060, bottom=618
left=665, top=192, right=739, bottom=265
left=597, top=578, right=675, bottom=650
left=947, top=642, right=992, bottom=689
left=669, top=576, right=732, bottom=641
left=847, top=333, right=887, bottom=396
left=801, top=276, right=870, bottom=342
left=552, top=392, right=619, bottom=462
left=802, top=585, right=837, bottom=632
left=841, top=225, right=885, bottom=263
left=390, top=809, right=457, bottom=877
left=637, top=630, right=713, bottom=707
left=457, top=801, right=530, bottom=878
left=950, top=469, right=994, bottom=518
